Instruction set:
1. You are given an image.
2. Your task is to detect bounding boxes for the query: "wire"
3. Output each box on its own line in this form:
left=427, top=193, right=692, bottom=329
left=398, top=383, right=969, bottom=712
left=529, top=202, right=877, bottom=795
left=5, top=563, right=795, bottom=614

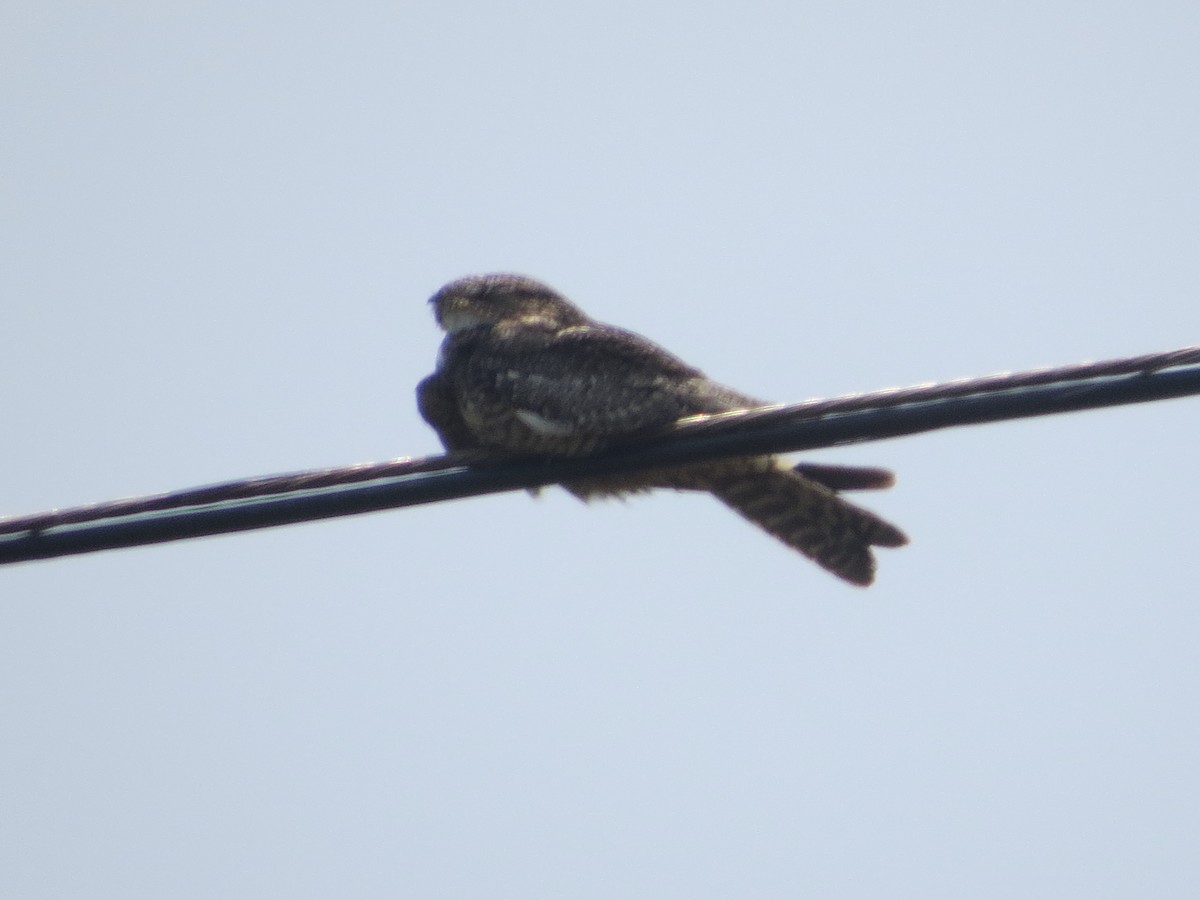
left=2, top=344, right=1198, bottom=566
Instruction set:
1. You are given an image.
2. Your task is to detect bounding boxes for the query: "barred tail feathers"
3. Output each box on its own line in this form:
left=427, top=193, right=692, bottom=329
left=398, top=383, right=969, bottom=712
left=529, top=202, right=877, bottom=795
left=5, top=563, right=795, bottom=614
left=708, top=466, right=907, bottom=586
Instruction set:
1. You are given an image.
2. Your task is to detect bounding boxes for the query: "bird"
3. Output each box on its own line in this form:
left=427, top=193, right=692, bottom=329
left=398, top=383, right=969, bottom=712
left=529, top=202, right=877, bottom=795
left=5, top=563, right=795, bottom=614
left=416, top=273, right=907, bottom=586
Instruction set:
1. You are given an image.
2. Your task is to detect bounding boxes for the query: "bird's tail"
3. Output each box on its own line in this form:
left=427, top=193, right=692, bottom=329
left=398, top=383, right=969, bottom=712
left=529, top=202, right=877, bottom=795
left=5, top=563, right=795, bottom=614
left=707, top=464, right=908, bottom=586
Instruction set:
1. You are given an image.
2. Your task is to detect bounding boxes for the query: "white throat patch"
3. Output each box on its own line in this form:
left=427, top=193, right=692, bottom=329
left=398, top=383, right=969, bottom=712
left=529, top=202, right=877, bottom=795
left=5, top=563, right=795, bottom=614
left=439, top=309, right=493, bottom=333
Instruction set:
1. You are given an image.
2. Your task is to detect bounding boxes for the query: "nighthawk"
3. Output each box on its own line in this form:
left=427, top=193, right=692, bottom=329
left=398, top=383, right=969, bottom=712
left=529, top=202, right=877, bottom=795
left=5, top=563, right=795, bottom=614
left=417, top=274, right=907, bottom=585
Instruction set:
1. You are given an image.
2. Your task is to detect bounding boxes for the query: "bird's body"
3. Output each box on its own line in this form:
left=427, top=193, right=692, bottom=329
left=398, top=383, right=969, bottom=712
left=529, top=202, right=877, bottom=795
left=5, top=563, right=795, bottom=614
left=418, top=273, right=907, bottom=585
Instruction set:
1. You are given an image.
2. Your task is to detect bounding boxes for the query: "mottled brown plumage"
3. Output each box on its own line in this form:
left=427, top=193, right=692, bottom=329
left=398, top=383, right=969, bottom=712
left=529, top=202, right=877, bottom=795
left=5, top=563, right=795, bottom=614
left=417, top=273, right=907, bottom=585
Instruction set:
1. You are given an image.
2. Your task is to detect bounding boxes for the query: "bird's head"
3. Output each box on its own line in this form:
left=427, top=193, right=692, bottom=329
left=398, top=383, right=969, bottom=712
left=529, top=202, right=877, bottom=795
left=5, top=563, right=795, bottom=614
left=429, top=273, right=590, bottom=333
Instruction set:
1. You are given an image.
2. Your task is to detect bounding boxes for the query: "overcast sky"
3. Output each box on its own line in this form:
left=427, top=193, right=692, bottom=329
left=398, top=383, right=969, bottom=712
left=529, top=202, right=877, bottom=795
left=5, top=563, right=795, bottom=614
left=3, top=2, right=1199, bottom=897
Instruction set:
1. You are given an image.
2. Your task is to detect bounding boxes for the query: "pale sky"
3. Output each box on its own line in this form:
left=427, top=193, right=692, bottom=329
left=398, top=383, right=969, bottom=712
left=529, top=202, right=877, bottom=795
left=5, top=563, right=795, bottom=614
left=3, top=2, right=1199, bottom=897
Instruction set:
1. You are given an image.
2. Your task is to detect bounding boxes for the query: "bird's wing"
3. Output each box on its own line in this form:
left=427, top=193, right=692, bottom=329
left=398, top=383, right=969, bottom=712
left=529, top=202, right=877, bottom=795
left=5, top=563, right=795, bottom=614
left=460, top=322, right=755, bottom=440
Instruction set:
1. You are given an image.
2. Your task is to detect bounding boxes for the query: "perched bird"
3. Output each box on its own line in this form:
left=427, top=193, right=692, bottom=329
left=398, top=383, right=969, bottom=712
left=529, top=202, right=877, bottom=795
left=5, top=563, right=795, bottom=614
left=417, top=274, right=907, bottom=585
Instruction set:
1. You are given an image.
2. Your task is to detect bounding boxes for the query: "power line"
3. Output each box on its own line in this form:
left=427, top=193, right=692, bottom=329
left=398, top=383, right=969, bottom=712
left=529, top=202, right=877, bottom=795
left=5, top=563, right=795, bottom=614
left=2, top=344, right=1198, bottom=566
